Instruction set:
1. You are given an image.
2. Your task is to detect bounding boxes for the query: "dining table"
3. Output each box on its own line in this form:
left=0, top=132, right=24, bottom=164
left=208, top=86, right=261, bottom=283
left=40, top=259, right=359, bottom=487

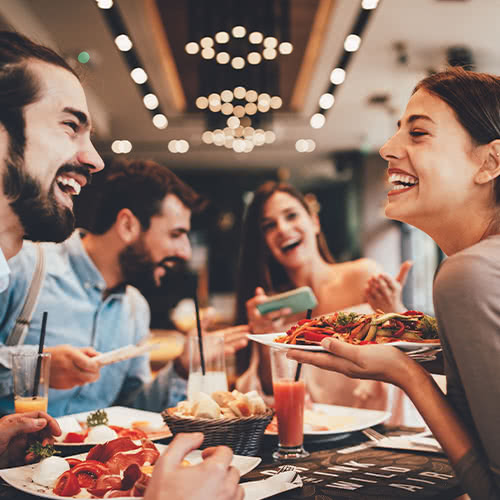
left=0, top=424, right=465, bottom=500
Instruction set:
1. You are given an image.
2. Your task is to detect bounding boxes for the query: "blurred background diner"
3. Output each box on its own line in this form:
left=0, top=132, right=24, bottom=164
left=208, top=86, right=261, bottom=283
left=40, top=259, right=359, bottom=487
left=0, top=0, right=498, bottom=420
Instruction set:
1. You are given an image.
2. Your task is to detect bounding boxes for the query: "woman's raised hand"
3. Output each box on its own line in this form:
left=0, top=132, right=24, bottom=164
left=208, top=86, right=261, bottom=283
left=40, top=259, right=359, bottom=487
left=364, top=261, right=413, bottom=313
left=245, top=287, right=291, bottom=334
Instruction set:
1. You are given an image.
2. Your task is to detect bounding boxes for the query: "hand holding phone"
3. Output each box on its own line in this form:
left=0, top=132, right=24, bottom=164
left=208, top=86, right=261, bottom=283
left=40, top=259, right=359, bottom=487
left=255, top=286, right=318, bottom=316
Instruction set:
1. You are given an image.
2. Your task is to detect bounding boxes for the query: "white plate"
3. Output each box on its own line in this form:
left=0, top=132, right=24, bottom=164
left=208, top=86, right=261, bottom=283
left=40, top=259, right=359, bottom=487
left=247, top=333, right=440, bottom=352
left=55, top=406, right=171, bottom=446
left=266, top=403, right=390, bottom=437
left=0, top=444, right=261, bottom=500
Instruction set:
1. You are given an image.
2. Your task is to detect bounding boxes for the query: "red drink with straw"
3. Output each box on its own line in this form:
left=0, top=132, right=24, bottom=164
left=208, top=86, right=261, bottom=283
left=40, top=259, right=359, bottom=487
left=270, top=347, right=309, bottom=460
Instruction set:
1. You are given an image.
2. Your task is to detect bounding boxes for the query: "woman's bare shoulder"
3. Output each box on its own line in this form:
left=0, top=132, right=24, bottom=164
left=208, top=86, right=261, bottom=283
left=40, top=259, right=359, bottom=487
left=333, top=258, right=381, bottom=278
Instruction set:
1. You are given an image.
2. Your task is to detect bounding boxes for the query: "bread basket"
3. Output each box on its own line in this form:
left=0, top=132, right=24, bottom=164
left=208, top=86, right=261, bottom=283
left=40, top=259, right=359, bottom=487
left=162, top=407, right=274, bottom=456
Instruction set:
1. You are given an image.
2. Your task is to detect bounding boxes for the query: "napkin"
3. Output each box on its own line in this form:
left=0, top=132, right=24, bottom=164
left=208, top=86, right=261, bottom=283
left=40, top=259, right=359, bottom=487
left=242, top=470, right=302, bottom=500
left=373, top=435, right=443, bottom=453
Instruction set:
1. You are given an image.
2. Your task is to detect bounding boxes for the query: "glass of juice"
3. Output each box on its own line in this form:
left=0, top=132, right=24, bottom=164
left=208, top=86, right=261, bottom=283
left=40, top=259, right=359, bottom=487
left=11, top=351, right=50, bottom=413
left=187, top=333, right=228, bottom=401
left=270, top=347, right=309, bottom=460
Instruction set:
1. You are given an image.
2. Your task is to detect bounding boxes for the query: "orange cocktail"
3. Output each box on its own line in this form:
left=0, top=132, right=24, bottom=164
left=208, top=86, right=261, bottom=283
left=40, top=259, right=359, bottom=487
left=273, top=379, right=305, bottom=447
left=15, top=396, right=48, bottom=413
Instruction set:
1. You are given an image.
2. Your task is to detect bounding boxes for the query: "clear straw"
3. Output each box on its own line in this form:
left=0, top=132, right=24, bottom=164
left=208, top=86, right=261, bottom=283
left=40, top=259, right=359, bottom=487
left=294, top=308, right=312, bottom=382
left=33, top=311, right=48, bottom=398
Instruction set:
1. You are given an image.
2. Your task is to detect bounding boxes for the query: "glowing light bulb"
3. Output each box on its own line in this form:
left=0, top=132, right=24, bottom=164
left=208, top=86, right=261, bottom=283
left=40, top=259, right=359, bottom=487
left=195, top=96, right=208, bottom=109
left=96, top=0, right=113, bottom=9
left=247, top=52, right=262, bottom=65
left=221, top=90, right=233, bottom=102
left=115, top=34, right=132, bottom=51
left=215, top=31, right=229, bottom=44
left=232, top=26, right=246, bottom=38
left=263, top=37, right=278, bottom=49
left=152, top=114, right=168, bottom=129
left=319, top=93, right=335, bottom=110
left=246, top=90, right=258, bottom=102
left=310, top=113, right=326, bottom=129
left=216, top=52, right=230, bottom=64
left=330, top=67, right=346, bottom=85
left=202, top=131, right=214, bottom=144
left=249, top=31, right=263, bottom=44
left=130, top=67, right=147, bottom=84
left=231, top=57, right=245, bottom=69
left=234, top=86, right=246, bottom=99
left=143, top=93, right=159, bottom=110
left=200, top=37, right=214, bottom=48
left=201, top=47, right=215, bottom=59
left=295, top=139, right=308, bottom=152
left=344, top=34, right=361, bottom=52
left=362, top=0, right=379, bottom=9
left=270, top=96, right=282, bottom=109
left=185, top=42, right=199, bottom=55
left=279, top=42, right=293, bottom=55
left=263, top=47, right=277, bottom=60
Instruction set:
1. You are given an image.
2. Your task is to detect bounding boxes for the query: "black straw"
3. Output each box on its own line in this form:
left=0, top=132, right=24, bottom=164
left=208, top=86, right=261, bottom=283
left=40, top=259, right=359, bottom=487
left=33, top=312, right=48, bottom=398
left=294, top=308, right=312, bottom=382
left=194, top=294, right=206, bottom=376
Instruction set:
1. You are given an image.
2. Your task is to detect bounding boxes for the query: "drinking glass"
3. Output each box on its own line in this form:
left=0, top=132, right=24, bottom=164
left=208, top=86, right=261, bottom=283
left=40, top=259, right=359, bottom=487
left=11, top=351, right=51, bottom=413
left=270, top=347, right=309, bottom=460
left=187, top=333, right=228, bottom=401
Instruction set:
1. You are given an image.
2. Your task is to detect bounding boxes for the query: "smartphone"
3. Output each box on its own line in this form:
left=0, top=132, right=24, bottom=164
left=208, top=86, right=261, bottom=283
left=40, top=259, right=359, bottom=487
left=256, top=286, right=318, bottom=316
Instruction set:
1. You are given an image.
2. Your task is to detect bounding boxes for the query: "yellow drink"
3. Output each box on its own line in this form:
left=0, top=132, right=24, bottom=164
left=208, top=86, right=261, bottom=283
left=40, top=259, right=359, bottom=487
left=15, top=396, right=48, bottom=413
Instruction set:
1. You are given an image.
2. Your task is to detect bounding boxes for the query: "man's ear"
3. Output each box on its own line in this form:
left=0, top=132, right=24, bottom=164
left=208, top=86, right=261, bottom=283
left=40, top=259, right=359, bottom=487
left=115, top=208, right=141, bottom=244
left=475, top=139, right=500, bottom=185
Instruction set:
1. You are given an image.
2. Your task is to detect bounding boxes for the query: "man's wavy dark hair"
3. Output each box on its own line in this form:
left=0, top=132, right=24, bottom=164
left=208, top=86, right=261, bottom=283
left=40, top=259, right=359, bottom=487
left=0, top=31, right=77, bottom=196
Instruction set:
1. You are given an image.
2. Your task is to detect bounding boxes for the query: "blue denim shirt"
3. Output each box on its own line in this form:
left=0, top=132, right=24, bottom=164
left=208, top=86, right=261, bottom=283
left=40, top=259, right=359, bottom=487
left=0, top=231, right=186, bottom=416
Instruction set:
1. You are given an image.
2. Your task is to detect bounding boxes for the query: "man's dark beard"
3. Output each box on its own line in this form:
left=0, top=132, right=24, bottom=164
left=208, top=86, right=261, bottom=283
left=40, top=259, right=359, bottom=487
left=119, top=238, right=185, bottom=290
left=2, top=145, right=90, bottom=243
left=119, top=238, right=159, bottom=290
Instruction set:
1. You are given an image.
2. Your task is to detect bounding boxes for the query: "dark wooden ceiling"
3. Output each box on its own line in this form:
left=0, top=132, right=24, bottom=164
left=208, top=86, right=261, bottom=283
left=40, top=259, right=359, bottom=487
left=153, top=0, right=324, bottom=113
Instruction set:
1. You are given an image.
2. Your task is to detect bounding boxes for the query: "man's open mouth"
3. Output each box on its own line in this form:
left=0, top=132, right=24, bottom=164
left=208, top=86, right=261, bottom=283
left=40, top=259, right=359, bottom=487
left=56, top=174, right=83, bottom=196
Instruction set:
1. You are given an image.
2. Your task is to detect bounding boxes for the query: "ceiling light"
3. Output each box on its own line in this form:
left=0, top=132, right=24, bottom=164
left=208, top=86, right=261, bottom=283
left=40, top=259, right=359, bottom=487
left=195, top=96, right=209, bottom=109
left=216, top=52, right=230, bottom=64
left=247, top=52, right=262, bottom=65
left=201, top=47, right=215, bottom=59
left=270, top=96, right=282, bottom=109
left=258, top=93, right=271, bottom=106
left=243, top=127, right=255, bottom=138
left=176, top=139, right=189, bottom=153
left=168, top=140, right=178, bottom=153
left=264, top=131, right=276, bottom=144
left=227, top=116, right=240, bottom=129
left=185, top=42, right=199, bottom=55
left=200, top=37, right=214, bottom=48
left=208, top=93, right=221, bottom=106
left=221, top=90, right=233, bottom=102
left=215, top=31, right=229, bottom=44
left=254, top=131, right=266, bottom=146
left=245, top=102, right=257, bottom=115
left=231, top=57, right=245, bottom=69
left=279, top=42, right=293, bottom=55
left=96, top=0, right=113, bottom=9
left=233, top=105, right=245, bottom=118
left=234, top=86, right=246, bottom=99
left=232, top=26, right=246, bottom=38
left=246, top=90, right=258, bottom=102
left=213, top=130, right=225, bottom=146
left=310, top=113, right=326, bottom=129
left=257, top=101, right=270, bottom=113
left=223, top=127, right=234, bottom=137
left=344, top=34, right=361, bottom=52
left=263, top=37, right=278, bottom=49
left=202, top=131, right=214, bottom=144
left=130, top=67, right=148, bottom=84
left=209, top=102, right=221, bottom=112
left=319, top=93, right=335, bottom=110
left=295, top=139, right=308, bottom=153
left=233, top=138, right=245, bottom=153
left=152, top=114, right=168, bottom=129
left=224, top=136, right=234, bottom=148
left=362, top=0, right=380, bottom=9
left=221, top=102, right=233, bottom=115
left=330, top=67, right=346, bottom=85
left=249, top=31, right=263, bottom=44
left=143, top=93, right=159, bottom=110
left=263, top=48, right=277, bottom=60
left=121, top=140, right=132, bottom=153
left=115, top=34, right=132, bottom=52
left=306, top=139, right=316, bottom=152
left=111, top=140, right=122, bottom=153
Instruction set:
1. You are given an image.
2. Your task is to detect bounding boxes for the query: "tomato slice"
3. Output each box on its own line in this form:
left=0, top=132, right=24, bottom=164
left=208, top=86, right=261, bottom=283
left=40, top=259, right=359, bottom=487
left=65, top=458, right=82, bottom=468
left=64, top=432, right=86, bottom=443
left=53, top=471, right=81, bottom=497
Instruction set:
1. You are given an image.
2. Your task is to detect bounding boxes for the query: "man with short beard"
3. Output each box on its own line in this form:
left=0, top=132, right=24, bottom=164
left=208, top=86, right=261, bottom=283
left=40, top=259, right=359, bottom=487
left=0, top=160, right=249, bottom=417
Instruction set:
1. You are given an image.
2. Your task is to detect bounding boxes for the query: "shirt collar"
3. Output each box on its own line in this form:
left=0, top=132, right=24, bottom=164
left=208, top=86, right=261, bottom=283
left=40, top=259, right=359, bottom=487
left=65, top=229, right=108, bottom=293
left=0, top=246, right=10, bottom=293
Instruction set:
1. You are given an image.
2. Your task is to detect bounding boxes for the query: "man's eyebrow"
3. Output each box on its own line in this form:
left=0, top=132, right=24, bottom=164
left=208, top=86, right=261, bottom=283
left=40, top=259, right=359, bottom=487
left=63, top=107, right=90, bottom=128
left=397, top=114, right=435, bottom=128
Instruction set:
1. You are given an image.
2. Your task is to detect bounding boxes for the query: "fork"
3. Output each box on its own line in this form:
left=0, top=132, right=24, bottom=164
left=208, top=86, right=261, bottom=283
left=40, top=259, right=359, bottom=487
left=277, top=464, right=299, bottom=483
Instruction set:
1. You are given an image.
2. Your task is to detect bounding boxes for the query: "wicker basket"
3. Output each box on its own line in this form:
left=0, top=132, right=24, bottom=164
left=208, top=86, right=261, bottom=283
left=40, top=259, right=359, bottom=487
left=162, top=408, right=274, bottom=456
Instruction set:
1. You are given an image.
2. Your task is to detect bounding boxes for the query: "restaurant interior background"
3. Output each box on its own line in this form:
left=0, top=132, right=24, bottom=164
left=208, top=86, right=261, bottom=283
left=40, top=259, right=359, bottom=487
left=2, top=0, right=499, bottom=328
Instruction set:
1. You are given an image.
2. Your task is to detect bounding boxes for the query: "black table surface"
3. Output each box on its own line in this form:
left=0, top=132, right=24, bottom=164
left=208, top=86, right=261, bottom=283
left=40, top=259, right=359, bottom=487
left=0, top=425, right=464, bottom=499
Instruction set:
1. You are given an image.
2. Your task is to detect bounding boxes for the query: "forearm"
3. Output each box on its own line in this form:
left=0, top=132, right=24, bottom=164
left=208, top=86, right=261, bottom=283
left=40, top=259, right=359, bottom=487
left=401, top=359, right=473, bottom=465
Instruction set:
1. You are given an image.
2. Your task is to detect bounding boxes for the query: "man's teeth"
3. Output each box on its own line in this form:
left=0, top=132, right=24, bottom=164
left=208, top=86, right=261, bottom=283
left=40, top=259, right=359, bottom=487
left=388, top=173, right=418, bottom=188
left=56, top=176, right=81, bottom=195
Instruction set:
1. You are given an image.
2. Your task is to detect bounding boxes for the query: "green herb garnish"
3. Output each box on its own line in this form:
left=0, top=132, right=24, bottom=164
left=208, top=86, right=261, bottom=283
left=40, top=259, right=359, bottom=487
left=27, top=441, right=60, bottom=459
left=86, top=409, right=109, bottom=427
left=336, top=312, right=361, bottom=326
left=418, top=315, right=439, bottom=339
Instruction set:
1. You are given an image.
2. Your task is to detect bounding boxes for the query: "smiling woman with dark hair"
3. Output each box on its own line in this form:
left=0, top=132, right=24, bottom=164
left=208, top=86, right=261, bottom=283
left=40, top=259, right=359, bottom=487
left=288, top=67, right=500, bottom=499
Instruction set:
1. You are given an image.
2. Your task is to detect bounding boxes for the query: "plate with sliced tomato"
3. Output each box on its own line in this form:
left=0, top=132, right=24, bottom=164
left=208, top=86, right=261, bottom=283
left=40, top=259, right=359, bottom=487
left=55, top=406, right=172, bottom=446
